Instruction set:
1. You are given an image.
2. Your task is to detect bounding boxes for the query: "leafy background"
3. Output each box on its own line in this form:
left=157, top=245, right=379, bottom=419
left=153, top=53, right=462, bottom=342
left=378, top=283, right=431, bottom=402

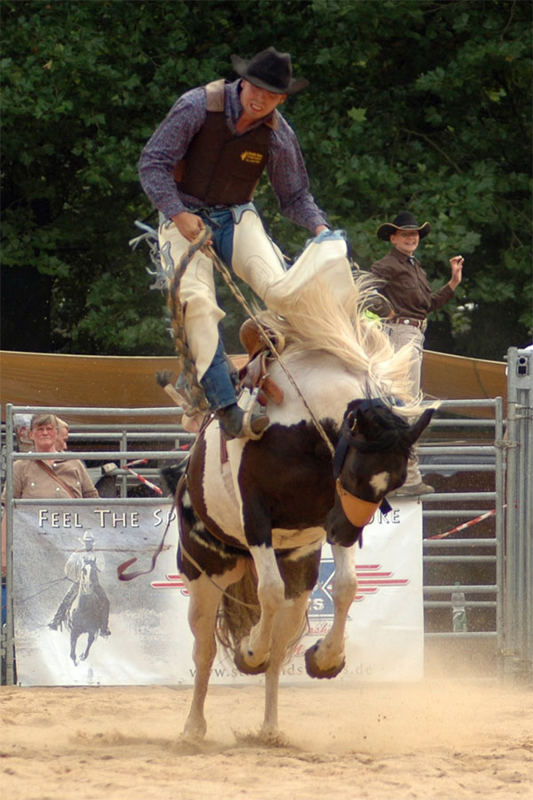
left=1, top=0, right=531, bottom=359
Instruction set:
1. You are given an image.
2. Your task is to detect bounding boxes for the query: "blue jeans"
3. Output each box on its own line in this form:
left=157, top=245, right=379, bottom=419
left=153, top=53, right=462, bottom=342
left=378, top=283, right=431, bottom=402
left=196, top=207, right=239, bottom=410
left=200, top=336, right=237, bottom=411
left=197, top=203, right=280, bottom=411
left=197, top=207, right=235, bottom=267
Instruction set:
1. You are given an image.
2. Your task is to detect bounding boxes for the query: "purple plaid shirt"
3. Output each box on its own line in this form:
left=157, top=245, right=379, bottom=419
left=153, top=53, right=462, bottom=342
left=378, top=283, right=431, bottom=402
left=139, top=79, right=328, bottom=233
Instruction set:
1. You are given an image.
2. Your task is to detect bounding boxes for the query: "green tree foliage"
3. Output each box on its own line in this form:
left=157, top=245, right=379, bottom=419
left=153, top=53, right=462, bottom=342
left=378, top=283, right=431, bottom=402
left=1, top=0, right=531, bottom=358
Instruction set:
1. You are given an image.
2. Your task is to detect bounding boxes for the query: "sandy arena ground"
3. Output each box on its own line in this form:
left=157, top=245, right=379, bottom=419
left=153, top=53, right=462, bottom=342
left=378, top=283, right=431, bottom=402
left=1, top=676, right=532, bottom=800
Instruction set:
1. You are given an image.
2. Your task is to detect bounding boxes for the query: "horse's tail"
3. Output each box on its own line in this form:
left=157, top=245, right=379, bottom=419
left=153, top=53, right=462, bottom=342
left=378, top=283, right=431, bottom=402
left=215, top=561, right=309, bottom=663
left=257, top=278, right=428, bottom=414
left=216, top=561, right=260, bottom=654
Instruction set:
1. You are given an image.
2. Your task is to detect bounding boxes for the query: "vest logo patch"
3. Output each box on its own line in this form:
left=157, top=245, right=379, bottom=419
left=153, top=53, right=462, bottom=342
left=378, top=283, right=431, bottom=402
left=240, top=150, right=263, bottom=165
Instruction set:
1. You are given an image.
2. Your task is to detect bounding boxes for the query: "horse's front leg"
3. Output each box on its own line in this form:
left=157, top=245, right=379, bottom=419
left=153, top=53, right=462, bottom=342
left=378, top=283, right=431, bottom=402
left=70, top=631, right=79, bottom=666
left=235, top=545, right=285, bottom=674
left=261, top=589, right=311, bottom=737
left=262, top=548, right=322, bottom=736
left=305, top=543, right=357, bottom=678
left=80, top=632, right=95, bottom=661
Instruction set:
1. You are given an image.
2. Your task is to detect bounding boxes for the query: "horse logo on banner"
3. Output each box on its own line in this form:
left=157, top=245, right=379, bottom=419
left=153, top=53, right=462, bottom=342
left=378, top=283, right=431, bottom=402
left=49, top=530, right=111, bottom=665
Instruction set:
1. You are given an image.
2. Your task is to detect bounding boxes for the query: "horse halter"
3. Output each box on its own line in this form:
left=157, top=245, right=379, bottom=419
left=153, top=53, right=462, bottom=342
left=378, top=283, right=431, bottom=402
left=333, top=401, right=393, bottom=529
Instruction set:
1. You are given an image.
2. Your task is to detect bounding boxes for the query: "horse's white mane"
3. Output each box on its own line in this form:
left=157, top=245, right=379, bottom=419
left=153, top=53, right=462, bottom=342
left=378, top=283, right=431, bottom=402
left=258, top=274, right=424, bottom=412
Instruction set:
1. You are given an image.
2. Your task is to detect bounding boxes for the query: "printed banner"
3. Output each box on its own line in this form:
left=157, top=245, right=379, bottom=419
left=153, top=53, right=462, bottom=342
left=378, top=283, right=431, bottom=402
left=12, top=500, right=422, bottom=686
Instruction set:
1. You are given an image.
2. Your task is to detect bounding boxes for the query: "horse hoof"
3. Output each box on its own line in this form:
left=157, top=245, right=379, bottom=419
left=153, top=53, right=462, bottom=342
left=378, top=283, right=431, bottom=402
left=234, top=647, right=269, bottom=676
left=182, top=718, right=206, bottom=743
left=304, top=641, right=345, bottom=679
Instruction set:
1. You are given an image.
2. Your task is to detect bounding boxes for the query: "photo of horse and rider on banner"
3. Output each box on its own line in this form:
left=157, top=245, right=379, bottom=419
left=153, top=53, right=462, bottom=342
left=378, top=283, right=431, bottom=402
left=13, top=501, right=422, bottom=687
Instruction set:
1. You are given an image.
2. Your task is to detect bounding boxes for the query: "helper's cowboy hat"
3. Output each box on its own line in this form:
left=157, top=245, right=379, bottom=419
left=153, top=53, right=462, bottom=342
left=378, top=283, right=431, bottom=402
left=377, top=211, right=431, bottom=241
left=231, top=47, right=309, bottom=95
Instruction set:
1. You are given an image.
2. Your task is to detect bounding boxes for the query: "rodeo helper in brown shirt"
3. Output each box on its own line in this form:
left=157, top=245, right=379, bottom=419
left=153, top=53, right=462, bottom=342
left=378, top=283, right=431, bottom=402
left=370, top=247, right=455, bottom=322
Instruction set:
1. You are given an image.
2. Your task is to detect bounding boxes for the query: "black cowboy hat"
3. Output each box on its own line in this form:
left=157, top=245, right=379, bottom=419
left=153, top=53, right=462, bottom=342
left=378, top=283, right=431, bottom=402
left=377, top=211, right=431, bottom=241
left=231, top=46, right=309, bottom=95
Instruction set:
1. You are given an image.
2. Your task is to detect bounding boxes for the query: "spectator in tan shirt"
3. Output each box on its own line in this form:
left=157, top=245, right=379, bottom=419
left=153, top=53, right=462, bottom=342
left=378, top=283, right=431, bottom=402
left=1, top=414, right=98, bottom=575
left=5, top=414, right=98, bottom=500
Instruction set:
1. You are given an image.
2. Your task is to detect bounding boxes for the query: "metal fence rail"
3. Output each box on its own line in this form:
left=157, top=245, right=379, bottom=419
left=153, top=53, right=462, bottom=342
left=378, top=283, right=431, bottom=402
left=2, top=356, right=531, bottom=683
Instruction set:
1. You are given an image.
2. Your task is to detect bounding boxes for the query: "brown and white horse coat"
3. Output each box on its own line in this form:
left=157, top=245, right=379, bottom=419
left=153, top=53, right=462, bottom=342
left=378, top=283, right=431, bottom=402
left=176, top=271, right=433, bottom=739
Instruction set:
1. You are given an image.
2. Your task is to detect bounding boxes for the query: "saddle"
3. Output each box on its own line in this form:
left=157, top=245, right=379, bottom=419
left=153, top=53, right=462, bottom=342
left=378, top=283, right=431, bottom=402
left=238, top=319, right=285, bottom=407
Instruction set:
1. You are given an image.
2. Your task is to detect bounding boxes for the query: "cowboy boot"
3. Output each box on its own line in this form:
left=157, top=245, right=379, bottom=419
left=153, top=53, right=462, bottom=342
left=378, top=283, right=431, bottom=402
left=216, top=402, right=269, bottom=441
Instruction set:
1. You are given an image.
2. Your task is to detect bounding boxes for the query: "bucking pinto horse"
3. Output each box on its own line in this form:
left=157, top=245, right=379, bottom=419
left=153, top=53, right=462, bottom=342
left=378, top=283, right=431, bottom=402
left=174, top=236, right=433, bottom=741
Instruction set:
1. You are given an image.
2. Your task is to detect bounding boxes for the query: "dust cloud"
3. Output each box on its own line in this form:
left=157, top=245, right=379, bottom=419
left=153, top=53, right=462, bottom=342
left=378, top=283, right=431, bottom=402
left=1, top=667, right=531, bottom=800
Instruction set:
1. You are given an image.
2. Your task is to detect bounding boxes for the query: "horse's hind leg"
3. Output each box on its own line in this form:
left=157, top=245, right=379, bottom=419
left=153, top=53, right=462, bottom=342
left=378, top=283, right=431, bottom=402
left=178, top=475, right=245, bottom=739
left=182, top=575, right=222, bottom=740
left=183, top=564, right=245, bottom=741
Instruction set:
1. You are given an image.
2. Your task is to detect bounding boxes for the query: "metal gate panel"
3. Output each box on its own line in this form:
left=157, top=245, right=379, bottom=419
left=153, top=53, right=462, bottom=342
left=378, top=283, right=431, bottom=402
left=503, top=347, right=533, bottom=681
left=418, top=398, right=504, bottom=660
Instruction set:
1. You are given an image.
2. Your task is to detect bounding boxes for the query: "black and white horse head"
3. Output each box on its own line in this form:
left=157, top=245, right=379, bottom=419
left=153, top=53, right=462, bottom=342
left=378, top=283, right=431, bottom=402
left=175, top=245, right=434, bottom=741
left=327, top=398, right=434, bottom=546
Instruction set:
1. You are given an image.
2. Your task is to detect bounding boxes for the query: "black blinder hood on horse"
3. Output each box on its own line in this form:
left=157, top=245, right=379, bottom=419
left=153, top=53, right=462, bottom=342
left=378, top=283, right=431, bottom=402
left=332, top=399, right=396, bottom=533
left=331, top=398, right=434, bottom=542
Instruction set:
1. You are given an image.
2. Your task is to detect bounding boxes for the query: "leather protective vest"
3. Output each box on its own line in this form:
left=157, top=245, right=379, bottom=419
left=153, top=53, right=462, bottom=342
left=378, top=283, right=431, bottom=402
left=173, top=80, right=278, bottom=206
